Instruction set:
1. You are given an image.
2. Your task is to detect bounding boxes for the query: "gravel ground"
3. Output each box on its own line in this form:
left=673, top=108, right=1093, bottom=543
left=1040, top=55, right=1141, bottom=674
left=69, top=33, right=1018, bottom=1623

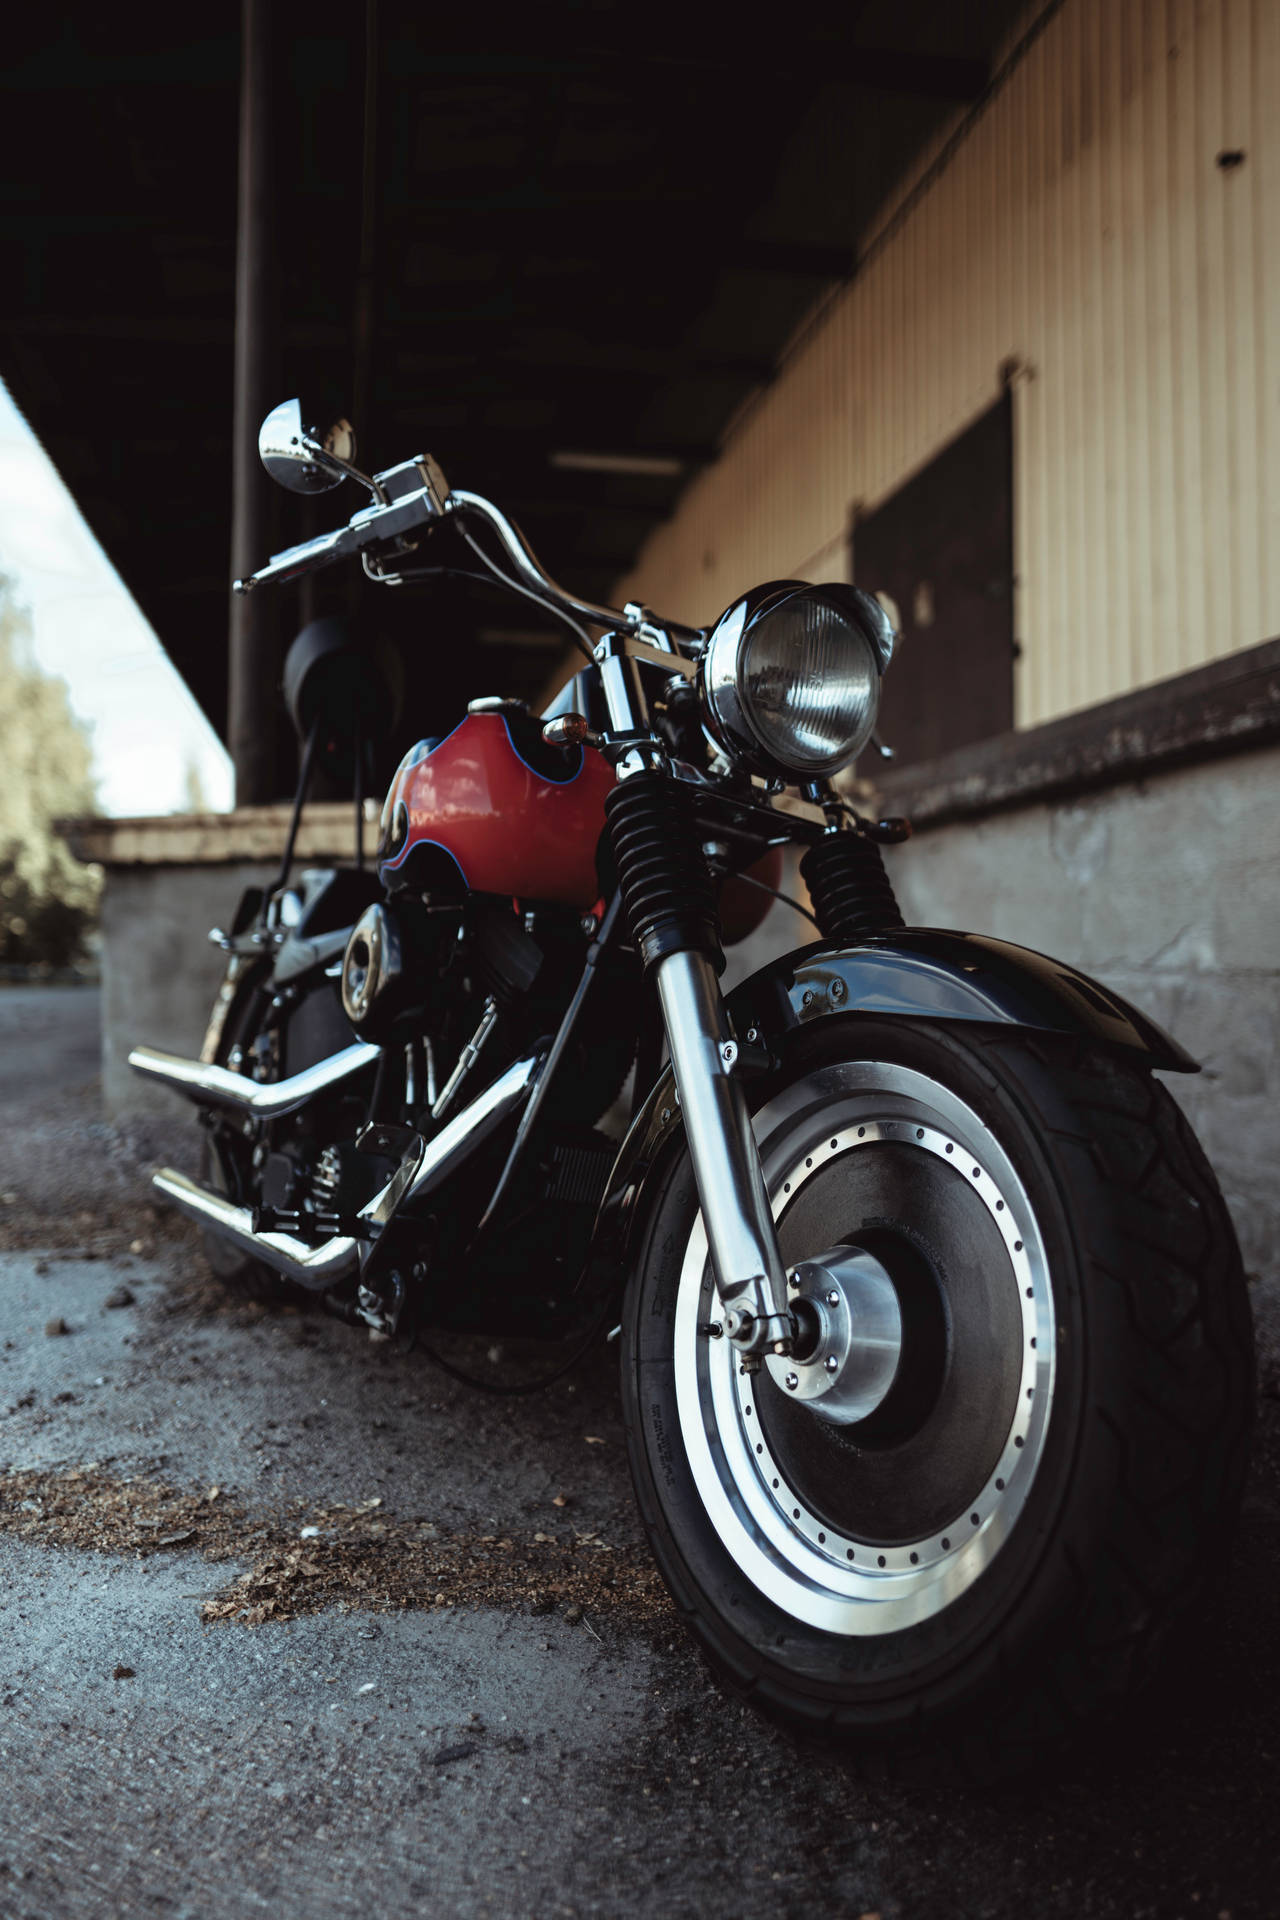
left=0, top=983, right=1276, bottom=1920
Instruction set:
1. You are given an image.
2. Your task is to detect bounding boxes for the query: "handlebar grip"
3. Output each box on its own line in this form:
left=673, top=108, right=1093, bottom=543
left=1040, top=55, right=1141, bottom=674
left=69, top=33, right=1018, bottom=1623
left=234, top=525, right=359, bottom=594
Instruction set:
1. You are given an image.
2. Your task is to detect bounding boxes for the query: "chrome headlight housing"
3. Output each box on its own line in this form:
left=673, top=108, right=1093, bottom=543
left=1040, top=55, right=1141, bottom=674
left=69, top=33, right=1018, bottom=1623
left=699, top=581, right=895, bottom=780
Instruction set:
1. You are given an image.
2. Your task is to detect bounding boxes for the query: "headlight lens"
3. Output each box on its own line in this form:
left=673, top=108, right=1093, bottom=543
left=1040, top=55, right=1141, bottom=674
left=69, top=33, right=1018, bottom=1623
left=701, top=583, right=893, bottom=779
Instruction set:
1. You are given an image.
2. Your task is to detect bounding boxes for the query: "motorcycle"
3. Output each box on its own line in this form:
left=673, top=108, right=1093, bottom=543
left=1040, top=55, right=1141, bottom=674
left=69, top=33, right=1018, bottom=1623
left=130, top=397, right=1253, bottom=1767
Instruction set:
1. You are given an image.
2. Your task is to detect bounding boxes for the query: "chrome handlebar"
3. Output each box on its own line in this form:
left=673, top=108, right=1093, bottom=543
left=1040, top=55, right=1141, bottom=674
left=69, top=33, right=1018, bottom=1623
left=233, top=455, right=451, bottom=595
left=234, top=455, right=705, bottom=656
left=444, top=495, right=705, bottom=652
left=446, top=490, right=635, bottom=635
left=233, top=521, right=363, bottom=593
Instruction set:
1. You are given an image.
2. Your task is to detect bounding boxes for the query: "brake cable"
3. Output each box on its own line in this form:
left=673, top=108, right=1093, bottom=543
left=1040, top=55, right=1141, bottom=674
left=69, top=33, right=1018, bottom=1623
left=455, top=522, right=597, bottom=663
left=728, top=867, right=821, bottom=929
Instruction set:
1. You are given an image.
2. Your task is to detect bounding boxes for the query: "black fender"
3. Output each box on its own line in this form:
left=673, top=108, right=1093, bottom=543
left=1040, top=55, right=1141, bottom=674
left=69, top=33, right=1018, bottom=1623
left=586, top=928, right=1196, bottom=1292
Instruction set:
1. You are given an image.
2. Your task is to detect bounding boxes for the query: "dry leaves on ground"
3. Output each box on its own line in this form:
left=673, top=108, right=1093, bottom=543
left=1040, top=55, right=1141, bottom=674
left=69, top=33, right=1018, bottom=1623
left=0, top=1464, right=672, bottom=1635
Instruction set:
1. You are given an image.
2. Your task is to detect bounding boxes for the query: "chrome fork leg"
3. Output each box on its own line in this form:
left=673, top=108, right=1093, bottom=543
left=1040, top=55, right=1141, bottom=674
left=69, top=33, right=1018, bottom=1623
left=654, top=948, right=792, bottom=1361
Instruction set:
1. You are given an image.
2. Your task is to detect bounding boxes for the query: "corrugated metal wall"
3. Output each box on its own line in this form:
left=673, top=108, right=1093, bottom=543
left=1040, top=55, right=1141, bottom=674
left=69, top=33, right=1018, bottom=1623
left=616, top=0, right=1280, bottom=730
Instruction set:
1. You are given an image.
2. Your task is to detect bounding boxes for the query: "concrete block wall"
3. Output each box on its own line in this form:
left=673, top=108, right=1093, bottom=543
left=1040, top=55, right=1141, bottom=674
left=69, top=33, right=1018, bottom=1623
left=68, top=804, right=372, bottom=1120
left=100, top=861, right=278, bottom=1116
left=884, top=743, right=1280, bottom=1298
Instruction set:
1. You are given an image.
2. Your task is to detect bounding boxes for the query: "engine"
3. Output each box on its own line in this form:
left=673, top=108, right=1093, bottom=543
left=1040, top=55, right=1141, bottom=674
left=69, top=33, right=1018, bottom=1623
left=340, top=896, right=547, bottom=1046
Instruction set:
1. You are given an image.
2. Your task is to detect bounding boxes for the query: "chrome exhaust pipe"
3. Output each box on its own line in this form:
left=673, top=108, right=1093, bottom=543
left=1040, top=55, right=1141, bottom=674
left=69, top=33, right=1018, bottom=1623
left=400, top=1052, right=539, bottom=1213
left=128, top=1041, right=381, bottom=1120
left=149, top=1052, right=541, bottom=1288
left=150, top=1169, right=360, bottom=1288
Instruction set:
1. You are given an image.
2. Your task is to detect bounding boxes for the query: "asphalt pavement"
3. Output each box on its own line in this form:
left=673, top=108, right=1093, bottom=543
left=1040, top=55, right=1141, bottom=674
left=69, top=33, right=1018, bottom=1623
left=0, top=984, right=101, bottom=1098
left=0, top=983, right=1276, bottom=1920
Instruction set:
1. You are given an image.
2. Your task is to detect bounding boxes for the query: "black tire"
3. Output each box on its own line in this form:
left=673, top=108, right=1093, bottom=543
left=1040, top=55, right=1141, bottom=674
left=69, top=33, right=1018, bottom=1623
left=199, top=1135, right=292, bottom=1303
left=198, top=964, right=293, bottom=1305
left=620, top=1017, right=1254, bottom=1771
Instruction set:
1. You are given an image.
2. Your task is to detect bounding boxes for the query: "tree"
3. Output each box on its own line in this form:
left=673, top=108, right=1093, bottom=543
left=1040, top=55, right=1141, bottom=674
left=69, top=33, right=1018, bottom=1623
left=0, top=574, right=101, bottom=968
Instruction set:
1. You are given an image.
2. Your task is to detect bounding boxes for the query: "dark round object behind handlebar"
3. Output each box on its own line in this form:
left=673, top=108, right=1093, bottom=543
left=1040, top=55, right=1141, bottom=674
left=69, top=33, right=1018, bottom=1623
left=283, top=617, right=405, bottom=754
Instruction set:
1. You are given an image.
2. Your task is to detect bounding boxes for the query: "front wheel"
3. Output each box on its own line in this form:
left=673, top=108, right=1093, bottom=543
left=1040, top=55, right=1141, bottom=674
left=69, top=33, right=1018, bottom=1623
left=620, top=1017, right=1254, bottom=1769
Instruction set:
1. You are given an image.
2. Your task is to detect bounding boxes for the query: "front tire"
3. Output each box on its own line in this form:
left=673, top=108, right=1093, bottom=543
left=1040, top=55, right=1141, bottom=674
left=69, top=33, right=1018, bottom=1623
left=620, top=1017, right=1253, bottom=1769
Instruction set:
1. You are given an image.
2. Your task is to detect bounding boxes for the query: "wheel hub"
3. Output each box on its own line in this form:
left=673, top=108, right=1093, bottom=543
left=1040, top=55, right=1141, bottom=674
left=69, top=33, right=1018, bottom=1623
left=674, top=1056, right=1057, bottom=1634
left=766, top=1247, right=902, bottom=1424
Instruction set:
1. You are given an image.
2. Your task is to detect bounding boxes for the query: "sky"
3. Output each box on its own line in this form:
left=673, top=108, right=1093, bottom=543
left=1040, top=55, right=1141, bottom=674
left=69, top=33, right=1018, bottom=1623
left=0, top=380, right=234, bottom=817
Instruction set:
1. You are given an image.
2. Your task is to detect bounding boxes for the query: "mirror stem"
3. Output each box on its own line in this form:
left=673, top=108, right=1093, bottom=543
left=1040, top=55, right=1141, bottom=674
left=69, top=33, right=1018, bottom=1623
left=302, top=436, right=388, bottom=504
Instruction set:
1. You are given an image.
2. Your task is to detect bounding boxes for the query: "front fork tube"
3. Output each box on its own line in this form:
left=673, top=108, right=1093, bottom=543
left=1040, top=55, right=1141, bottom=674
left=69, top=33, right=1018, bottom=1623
left=654, top=948, right=793, bottom=1364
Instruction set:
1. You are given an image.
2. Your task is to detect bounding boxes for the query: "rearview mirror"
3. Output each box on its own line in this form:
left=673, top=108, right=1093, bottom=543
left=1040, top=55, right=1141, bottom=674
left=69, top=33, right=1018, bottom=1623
left=258, top=398, right=363, bottom=495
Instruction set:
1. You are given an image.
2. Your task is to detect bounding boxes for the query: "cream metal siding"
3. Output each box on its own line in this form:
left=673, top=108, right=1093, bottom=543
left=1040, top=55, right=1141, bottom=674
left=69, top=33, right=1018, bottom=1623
left=615, top=0, right=1280, bottom=730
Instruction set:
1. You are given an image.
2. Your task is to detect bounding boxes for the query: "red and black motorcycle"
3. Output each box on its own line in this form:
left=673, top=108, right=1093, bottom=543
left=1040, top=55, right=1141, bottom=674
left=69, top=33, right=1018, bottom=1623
left=132, top=399, right=1253, bottom=1768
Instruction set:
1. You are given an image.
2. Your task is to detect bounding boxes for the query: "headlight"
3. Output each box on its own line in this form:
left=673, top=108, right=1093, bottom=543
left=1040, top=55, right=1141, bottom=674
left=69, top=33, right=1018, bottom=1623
left=699, top=582, right=895, bottom=780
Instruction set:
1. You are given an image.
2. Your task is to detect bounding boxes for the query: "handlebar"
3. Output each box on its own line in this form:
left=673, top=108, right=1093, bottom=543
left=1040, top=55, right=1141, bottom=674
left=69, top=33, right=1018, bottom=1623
left=232, top=521, right=362, bottom=593
left=447, top=490, right=633, bottom=636
left=234, top=455, right=705, bottom=655
left=233, top=455, right=451, bottom=595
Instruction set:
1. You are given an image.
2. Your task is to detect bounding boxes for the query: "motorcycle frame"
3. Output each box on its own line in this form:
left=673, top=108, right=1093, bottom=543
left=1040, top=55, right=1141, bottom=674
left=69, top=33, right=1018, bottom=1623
left=333, top=627, right=799, bottom=1357
left=147, top=451, right=1198, bottom=1359
left=378, top=623, right=1197, bottom=1354
left=229, top=462, right=838, bottom=1351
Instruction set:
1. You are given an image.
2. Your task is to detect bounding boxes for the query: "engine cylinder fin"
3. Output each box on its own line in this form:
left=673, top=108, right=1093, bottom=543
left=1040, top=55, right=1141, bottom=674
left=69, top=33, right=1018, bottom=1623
left=309, top=1143, right=344, bottom=1205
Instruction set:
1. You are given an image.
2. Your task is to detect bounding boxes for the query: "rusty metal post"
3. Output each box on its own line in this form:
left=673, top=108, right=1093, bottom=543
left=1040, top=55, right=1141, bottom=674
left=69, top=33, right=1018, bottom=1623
left=228, top=0, right=280, bottom=806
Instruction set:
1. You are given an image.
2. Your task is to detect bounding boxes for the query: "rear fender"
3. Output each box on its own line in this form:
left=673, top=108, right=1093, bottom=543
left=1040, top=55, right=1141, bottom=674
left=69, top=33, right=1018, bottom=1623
left=586, top=928, right=1196, bottom=1292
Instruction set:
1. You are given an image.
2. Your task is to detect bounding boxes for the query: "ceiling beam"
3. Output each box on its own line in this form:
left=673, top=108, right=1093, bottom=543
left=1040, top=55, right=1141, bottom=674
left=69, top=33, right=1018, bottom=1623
left=495, top=495, right=668, bottom=524
left=730, top=238, right=857, bottom=280
left=0, top=35, right=238, bottom=95
left=3, top=312, right=775, bottom=388
left=391, top=417, right=718, bottom=468
left=383, top=38, right=988, bottom=104
left=616, top=45, right=989, bottom=103
left=386, top=337, right=776, bottom=386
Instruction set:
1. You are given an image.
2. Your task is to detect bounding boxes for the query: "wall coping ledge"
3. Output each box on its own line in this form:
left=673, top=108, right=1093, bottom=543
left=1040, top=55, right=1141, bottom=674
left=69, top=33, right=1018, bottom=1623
left=62, top=802, right=376, bottom=869
left=874, top=635, right=1280, bottom=828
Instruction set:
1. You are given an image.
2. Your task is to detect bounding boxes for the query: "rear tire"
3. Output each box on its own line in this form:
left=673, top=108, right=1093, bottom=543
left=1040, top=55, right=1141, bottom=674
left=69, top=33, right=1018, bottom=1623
left=199, top=964, right=292, bottom=1304
left=199, top=1134, right=291, bottom=1304
left=620, top=1017, right=1254, bottom=1770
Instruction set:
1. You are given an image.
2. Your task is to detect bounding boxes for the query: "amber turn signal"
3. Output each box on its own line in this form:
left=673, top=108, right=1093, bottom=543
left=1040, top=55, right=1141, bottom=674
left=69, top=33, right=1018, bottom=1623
left=542, top=712, right=590, bottom=748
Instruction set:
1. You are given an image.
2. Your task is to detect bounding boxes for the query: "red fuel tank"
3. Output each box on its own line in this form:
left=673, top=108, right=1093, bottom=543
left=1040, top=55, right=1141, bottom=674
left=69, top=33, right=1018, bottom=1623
left=379, top=712, right=615, bottom=908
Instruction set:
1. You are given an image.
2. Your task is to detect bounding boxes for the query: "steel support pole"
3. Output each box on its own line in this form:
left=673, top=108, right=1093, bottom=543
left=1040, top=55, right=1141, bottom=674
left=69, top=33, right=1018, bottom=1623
left=228, top=0, right=279, bottom=806
left=352, top=0, right=379, bottom=445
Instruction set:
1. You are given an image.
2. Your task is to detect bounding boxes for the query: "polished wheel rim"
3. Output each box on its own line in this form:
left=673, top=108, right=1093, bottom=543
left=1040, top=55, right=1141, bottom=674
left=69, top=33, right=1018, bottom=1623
left=673, top=1058, right=1057, bottom=1635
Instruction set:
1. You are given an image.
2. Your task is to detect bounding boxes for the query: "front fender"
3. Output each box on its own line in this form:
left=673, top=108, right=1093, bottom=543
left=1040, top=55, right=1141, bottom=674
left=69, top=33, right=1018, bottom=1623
left=587, top=927, right=1196, bottom=1292
left=733, top=929, right=1197, bottom=1074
